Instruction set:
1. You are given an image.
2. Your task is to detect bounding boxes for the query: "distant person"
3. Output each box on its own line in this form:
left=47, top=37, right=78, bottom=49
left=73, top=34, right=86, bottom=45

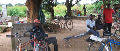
left=103, top=3, right=115, bottom=34
left=86, top=14, right=100, bottom=37
left=95, top=15, right=103, bottom=30
left=83, top=5, right=86, bottom=16
left=77, top=10, right=81, bottom=16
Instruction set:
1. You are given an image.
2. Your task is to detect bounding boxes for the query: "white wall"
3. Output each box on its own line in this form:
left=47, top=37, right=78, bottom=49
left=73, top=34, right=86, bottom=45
left=2, top=4, right=7, bottom=17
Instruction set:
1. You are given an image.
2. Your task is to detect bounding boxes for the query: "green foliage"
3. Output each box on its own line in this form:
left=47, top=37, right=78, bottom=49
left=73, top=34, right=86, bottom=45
left=44, top=4, right=97, bottom=18
left=0, top=8, right=2, bottom=12
left=42, top=0, right=57, bottom=12
left=86, top=4, right=96, bottom=14
left=7, top=6, right=27, bottom=17
left=42, top=9, right=50, bottom=19
left=54, top=4, right=66, bottom=16
left=15, top=3, right=24, bottom=6
left=0, top=27, right=2, bottom=31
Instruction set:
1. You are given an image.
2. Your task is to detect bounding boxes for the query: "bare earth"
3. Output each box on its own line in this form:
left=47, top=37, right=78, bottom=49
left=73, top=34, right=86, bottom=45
left=0, top=31, right=12, bottom=51
left=0, top=19, right=119, bottom=51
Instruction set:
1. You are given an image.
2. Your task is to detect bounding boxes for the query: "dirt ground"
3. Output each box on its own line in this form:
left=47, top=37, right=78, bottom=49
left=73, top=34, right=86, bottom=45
left=0, top=31, right=12, bottom=51
left=0, top=19, right=119, bottom=51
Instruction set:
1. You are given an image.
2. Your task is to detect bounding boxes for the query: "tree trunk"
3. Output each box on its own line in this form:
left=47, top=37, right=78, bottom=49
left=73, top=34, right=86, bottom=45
left=65, top=0, right=72, bottom=17
left=66, top=5, right=71, bottom=17
left=50, top=7, right=54, bottom=20
left=25, top=0, right=42, bottom=23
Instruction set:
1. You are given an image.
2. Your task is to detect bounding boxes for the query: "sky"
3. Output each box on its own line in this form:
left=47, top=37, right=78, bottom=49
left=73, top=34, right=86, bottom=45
left=0, top=0, right=97, bottom=5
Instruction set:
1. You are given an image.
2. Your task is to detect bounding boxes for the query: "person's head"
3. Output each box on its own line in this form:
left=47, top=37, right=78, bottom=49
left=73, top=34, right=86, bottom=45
left=89, top=14, right=93, bottom=20
left=107, top=3, right=111, bottom=9
left=98, top=15, right=101, bottom=19
left=34, top=19, right=40, bottom=26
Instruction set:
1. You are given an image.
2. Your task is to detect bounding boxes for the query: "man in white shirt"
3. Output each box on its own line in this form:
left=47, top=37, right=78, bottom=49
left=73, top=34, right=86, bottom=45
left=64, top=14, right=100, bottom=41
left=86, top=14, right=100, bottom=37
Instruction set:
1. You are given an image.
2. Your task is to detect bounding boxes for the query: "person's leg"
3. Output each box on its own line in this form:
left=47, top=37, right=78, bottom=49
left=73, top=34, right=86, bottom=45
left=64, top=32, right=89, bottom=40
left=89, top=29, right=100, bottom=37
left=104, top=23, right=108, bottom=31
left=48, top=37, right=58, bottom=51
left=48, top=46, right=51, bottom=51
left=108, top=23, right=112, bottom=34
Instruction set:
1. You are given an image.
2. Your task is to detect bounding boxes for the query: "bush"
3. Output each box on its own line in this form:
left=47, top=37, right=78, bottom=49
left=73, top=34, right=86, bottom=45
left=7, top=6, right=27, bottom=18
left=0, top=4, right=97, bottom=19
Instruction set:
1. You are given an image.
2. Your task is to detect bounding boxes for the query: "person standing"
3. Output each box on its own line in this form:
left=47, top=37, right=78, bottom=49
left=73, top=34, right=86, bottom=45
left=83, top=5, right=86, bottom=16
left=103, top=3, right=115, bottom=34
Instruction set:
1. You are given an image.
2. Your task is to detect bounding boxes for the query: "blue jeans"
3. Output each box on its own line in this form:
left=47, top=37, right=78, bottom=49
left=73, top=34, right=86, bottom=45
left=88, top=29, right=100, bottom=37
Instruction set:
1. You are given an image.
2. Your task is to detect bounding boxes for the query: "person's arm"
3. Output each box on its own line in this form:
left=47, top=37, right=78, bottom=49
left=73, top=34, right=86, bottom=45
left=86, top=20, right=93, bottom=29
left=39, top=24, right=45, bottom=34
left=93, top=21, right=96, bottom=30
left=87, top=25, right=93, bottom=29
left=103, top=9, right=105, bottom=23
left=112, top=9, right=115, bottom=14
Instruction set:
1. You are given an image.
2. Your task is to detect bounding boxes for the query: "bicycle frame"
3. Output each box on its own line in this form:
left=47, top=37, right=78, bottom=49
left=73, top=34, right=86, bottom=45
left=13, top=33, right=47, bottom=51
left=99, top=39, right=120, bottom=51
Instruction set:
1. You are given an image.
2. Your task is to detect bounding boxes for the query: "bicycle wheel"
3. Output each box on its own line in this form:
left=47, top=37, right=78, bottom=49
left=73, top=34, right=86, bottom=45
left=88, top=42, right=101, bottom=51
left=88, top=42, right=109, bottom=51
left=59, top=21, right=63, bottom=30
left=98, top=43, right=109, bottom=51
left=66, top=20, right=73, bottom=30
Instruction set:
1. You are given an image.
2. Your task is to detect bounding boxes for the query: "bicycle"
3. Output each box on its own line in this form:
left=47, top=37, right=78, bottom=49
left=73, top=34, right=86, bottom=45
left=112, top=22, right=120, bottom=32
left=88, top=27, right=120, bottom=51
left=6, top=32, right=48, bottom=51
left=88, top=33, right=120, bottom=51
left=51, top=16, right=63, bottom=32
left=63, top=16, right=73, bottom=31
left=52, top=16, right=73, bottom=31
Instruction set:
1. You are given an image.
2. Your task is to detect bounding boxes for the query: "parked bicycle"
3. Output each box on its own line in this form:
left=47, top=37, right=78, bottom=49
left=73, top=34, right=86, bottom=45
left=112, top=22, right=120, bottom=32
left=88, top=30, right=120, bottom=51
left=6, top=32, right=48, bottom=51
left=88, top=34, right=120, bottom=51
left=52, top=16, right=73, bottom=31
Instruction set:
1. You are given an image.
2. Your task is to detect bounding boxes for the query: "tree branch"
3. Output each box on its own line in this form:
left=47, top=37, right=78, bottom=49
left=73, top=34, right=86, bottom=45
left=72, top=0, right=81, bottom=7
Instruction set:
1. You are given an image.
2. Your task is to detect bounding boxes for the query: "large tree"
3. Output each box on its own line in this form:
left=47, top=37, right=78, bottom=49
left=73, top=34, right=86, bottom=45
left=65, top=0, right=81, bottom=17
left=42, top=0, right=57, bottom=20
left=25, top=0, right=43, bottom=23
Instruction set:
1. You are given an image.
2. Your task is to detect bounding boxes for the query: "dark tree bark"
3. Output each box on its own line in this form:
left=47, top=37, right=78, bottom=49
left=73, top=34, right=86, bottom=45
left=25, top=0, right=42, bottom=23
left=65, top=0, right=81, bottom=17
left=42, top=0, right=57, bottom=20
left=50, top=8, right=54, bottom=20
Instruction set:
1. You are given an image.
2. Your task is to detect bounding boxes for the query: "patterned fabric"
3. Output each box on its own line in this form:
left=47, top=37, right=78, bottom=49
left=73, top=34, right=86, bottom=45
left=30, top=26, right=46, bottom=40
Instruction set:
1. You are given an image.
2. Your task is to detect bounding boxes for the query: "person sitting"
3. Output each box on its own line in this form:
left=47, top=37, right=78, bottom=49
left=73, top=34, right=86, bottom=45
left=64, top=14, right=100, bottom=43
left=29, top=19, right=48, bottom=48
left=28, top=19, right=58, bottom=51
left=86, top=14, right=100, bottom=37
left=95, top=15, right=103, bottom=30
